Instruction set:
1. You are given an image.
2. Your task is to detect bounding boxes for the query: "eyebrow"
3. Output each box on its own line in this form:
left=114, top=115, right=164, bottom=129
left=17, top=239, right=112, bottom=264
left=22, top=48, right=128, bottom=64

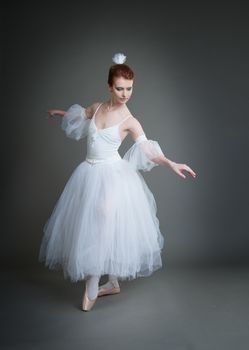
left=115, top=86, right=133, bottom=88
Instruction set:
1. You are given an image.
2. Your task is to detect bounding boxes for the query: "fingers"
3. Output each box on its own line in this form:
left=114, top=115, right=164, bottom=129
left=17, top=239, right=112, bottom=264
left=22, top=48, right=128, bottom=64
left=47, top=110, right=54, bottom=118
left=185, top=167, right=196, bottom=178
left=188, top=167, right=197, bottom=178
left=45, top=111, right=51, bottom=119
left=175, top=163, right=197, bottom=179
left=177, top=169, right=186, bottom=179
left=182, top=164, right=197, bottom=178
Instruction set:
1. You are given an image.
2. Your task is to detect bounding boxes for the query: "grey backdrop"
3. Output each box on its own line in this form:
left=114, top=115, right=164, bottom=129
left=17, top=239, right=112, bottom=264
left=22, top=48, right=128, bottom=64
left=2, top=0, right=249, bottom=269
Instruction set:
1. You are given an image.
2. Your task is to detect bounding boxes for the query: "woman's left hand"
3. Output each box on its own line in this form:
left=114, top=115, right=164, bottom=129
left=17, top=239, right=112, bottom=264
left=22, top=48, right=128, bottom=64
left=170, top=161, right=197, bottom=179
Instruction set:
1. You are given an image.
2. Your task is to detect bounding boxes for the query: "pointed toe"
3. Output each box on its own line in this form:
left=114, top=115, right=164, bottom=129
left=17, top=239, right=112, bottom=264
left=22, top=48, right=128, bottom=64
left=82, top=284, right=98, bottom=311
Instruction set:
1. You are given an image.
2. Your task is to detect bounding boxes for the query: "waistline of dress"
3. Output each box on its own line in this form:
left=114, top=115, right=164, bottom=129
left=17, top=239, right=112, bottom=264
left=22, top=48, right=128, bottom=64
left=85, top=153, right=122, bottom=165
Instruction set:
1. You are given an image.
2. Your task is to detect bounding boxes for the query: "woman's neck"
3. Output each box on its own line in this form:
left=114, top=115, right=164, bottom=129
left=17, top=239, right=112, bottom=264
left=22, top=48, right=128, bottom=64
left=106, top=99, right=125, bottom=112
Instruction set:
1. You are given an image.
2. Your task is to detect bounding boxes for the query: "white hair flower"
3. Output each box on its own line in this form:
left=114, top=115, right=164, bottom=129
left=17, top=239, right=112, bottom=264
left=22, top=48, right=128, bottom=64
left=112, top=53, right=127, bottom=64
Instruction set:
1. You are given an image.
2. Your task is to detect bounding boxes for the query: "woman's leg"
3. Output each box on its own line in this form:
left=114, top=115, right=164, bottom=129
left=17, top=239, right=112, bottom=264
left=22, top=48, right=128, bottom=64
left=85, top=275, right=100, bottom=300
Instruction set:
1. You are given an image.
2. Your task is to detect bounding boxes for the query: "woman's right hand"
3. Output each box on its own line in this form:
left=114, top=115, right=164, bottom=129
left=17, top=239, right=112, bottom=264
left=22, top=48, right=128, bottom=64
left=47, top=109, right=58, bottom=118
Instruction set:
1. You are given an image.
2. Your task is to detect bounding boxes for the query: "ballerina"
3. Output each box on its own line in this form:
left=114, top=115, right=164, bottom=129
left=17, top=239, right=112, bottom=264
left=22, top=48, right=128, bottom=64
left=39, top=52, right=197, bottom=311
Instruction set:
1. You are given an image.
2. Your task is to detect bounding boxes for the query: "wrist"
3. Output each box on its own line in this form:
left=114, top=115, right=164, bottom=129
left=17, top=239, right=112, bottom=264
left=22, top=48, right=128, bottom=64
left=166, top=159, right=176, bottom=168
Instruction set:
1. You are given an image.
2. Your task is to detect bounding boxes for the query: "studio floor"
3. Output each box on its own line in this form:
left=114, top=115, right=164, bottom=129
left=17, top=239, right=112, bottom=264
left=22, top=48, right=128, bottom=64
left=1, top=262, right=249, bottom=350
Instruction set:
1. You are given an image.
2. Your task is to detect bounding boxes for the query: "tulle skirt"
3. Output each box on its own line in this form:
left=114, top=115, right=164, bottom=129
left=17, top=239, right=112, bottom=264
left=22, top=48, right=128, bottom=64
left=39, top=157, right=165, bottom=282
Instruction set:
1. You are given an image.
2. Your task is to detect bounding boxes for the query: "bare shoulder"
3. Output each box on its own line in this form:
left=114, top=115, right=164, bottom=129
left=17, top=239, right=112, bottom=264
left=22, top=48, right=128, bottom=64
left=85, top=101, right=102, bottom=119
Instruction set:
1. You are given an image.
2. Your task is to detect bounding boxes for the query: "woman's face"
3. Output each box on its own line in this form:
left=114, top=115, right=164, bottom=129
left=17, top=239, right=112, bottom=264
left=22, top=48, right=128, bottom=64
left=109, top=76, right=133, bottom=105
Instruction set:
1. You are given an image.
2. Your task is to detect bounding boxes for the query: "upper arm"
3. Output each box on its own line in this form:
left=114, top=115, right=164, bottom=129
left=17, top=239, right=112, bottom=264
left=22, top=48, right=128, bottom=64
left=85, top=101, right=101, bottom=119
left=126, top=117, right=146, bottom=141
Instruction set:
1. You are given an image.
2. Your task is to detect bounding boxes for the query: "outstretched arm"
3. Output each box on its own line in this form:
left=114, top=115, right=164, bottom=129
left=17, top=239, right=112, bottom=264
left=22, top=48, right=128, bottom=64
left=47, top=104, right=95, bottom=119
left=46, top=103, right=99, bottom=141
left=126, top=117, right=197, bottom=179
left=47, top=109, right=65, bottom=117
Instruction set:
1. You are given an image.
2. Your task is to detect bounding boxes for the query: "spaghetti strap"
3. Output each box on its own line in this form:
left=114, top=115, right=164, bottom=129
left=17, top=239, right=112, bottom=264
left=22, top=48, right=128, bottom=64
left=118, top=114, right=132, bottom=125
left=92, top=102, right=103, bottom=118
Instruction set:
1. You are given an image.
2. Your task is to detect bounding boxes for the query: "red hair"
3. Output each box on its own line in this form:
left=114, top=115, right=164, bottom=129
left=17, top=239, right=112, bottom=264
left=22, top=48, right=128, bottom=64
left=108, top=64, right=135, bottom=86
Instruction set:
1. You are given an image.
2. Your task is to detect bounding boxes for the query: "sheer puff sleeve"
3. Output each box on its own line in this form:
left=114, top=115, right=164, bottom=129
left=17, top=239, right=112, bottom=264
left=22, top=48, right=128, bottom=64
left=123, top=134, right=165, bottom=172
left=61, top=104, right=91, bottom=141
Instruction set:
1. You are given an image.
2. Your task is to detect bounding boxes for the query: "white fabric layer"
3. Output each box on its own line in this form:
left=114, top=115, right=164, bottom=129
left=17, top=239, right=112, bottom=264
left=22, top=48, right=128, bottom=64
left=39, top=159, right=164, bottom=282
left=123, top=134, right=165, bottom=172
left=61, top=104, right=90, bottom=140
left=39, top=103, right=165, bottom=282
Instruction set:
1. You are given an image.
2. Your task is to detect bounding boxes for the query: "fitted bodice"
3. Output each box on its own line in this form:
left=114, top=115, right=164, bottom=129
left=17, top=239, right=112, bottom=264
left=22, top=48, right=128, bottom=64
left=61, top=102, right=164, bottom=170
left=86, top=103, right=131, bottom=163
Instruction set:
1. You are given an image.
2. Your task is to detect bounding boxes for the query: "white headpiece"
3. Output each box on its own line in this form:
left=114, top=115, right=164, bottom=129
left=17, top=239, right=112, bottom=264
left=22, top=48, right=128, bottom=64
left=112, top=52, right=127, bottom=64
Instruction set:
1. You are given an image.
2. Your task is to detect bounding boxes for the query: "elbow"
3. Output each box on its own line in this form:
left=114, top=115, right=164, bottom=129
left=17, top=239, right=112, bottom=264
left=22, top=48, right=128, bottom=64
left=151, top=155, right=165, bottom=165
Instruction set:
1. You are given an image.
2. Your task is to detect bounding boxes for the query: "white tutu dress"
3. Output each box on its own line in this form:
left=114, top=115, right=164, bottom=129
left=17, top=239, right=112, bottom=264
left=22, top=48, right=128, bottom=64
left=39, top=102, right=166, bottom=282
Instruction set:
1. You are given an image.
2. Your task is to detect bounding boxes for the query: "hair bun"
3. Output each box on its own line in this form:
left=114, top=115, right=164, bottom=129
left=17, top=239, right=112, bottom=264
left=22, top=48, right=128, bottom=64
left=112, top=53, right=127, bottom=64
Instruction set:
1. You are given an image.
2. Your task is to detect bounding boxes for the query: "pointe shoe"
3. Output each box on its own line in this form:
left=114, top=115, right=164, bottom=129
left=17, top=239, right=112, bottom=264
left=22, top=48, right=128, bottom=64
left=82, top=282, right=98, bottom=311
left=98, top=280, right=121, bottom=297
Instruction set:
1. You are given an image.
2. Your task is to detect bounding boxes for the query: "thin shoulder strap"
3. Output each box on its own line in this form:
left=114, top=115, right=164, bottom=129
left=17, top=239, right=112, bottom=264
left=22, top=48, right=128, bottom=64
left=118, top=114, right=132, bottom=125
left=92, top=102, right=103, bottom=118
